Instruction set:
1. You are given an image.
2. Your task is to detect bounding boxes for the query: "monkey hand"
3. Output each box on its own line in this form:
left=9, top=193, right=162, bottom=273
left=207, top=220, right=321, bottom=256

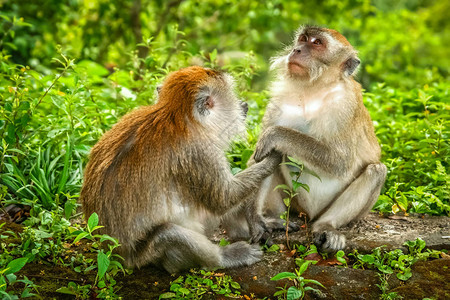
left=248, top=214, right=272, bottom=244
left=254, top=127, right=279, bottom=162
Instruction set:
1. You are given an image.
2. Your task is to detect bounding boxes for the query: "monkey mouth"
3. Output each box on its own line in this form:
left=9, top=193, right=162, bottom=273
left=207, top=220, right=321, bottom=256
left=287, top=62, right=305, bottom=74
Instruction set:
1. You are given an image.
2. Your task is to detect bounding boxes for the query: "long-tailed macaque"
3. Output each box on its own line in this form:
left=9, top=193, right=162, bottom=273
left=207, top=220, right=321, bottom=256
left=80, top=66, right=282, bottom=273
left=249, top=26, right=387, bottom=251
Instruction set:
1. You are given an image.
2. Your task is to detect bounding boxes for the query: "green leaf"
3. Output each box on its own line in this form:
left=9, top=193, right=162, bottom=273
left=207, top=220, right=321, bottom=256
left=274, top=184, right=291, bottom=192
left=6, top=273, right=16, bottom=283
left=209, top=49, right=218, bottom=63
left=266, top=244, right=280, bottom=252
left=87, top=213, right=99, bottom=231
left=286, top=156, right=303, bottom=166
left=361, top=254, right=375, bottom=264
left=298, top=260, right=314, bottom=275
left=271, top=272, right=296, bottom=281
left=64, top=200, right=76, bottom=220
left=97, top=280, right=106, bottom=288
left=4, top=257, right=28, bottom=275
left=274, top=289, right=286, bottom=297
left=292, top=181, right=309, bottom=192
left=97, top=251, right=110, bottom=280
left=282, top=162, right=302, bottom=169
left=159, top=292, right=176, bottom=299
left=21, top=288, right=36, bottom=298
left=286, top=286, right=303, bottom=300
left=230, top=281, right=241, bottom=289
left=73, top=232, right=89, bottom=243
left=304, top=286, right=321, bottom=292
left=57, top=136, right=72, bottom=194
left=302, top=279, right=325, bottom=288
left=99, top=234, right=118, bottom=244
left=77, top=60, right=109, bottom=77
left=336, top=250, right=345, bottom=258
left=396, top=269, right=412, bottom=281
left=178, top=287, right=190, bottom=295
left=303, top=167, right=322, bottom=181
left=56, top=286, right=77, bottom=295
left=219, top=238, right=230, bottom=247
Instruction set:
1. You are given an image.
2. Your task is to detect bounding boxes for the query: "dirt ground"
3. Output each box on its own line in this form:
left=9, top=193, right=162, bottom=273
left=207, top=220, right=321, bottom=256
left=224, top=212, right=450, bottom=299
left=3, top=212, right=450, bottom=299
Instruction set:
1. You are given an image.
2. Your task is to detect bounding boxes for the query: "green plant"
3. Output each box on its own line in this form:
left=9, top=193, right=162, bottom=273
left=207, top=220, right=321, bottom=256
left=348, top=238, right=442, bottom=298
left=0, top=257, right=38, bottom=299
left=159, top=269, right=242, bottom=299
left=350, top=238, right=442, bottom=281
left=62, top=213, right=126, bottom=299
left=368, top=83, right=449, bottom=216
left=377, top=273, right=402, bottom=300
left=274, top=156, right=318, bottom=248
left=335, top=250, right=348, bottom=267
left=271, top=260, right=324, bottom=300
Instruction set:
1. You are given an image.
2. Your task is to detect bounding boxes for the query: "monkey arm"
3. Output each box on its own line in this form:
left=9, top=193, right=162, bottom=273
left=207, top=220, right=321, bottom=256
left=254, top=126, right=352, bottom=177
left=176, top=149, right=282, bottom=215
left=218, top=151, right=282, bottom=213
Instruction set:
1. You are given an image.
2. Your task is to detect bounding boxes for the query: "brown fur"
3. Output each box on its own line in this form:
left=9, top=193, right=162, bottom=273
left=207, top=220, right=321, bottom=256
left=80, top=66, right=282, bottom=273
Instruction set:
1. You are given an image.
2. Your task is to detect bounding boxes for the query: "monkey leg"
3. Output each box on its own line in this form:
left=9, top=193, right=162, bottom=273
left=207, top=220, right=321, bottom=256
left=248, top=167, right=301, bottom=243
left=127, top=223, right=262, bottom=273
left=312, top=163, right=387, bottom=251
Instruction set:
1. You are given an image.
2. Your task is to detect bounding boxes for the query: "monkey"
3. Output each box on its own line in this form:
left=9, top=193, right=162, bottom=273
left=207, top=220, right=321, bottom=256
left=80, top=66, right=282, bottom=273
left=246, top=25, right=387, bottom=251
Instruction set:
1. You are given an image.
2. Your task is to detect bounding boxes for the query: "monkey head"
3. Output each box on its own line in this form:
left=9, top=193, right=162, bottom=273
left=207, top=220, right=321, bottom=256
left=272, top=25, right=360, bottom=83
left=157, top=66, right=248, bottom=146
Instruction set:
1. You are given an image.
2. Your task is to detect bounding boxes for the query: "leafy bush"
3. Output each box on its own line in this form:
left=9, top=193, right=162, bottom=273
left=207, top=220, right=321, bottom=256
left=368, top=82, right=450, bottom=215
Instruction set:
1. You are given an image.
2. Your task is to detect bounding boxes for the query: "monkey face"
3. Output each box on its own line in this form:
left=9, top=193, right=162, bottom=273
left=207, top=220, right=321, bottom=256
left=271, top=26, right=360, bottom=82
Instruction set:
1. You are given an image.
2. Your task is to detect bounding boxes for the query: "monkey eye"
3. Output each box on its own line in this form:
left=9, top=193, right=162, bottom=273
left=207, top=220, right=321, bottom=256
left=313, top=39, right=322, bottom=45
left=299, top=34, right=308, bottom=42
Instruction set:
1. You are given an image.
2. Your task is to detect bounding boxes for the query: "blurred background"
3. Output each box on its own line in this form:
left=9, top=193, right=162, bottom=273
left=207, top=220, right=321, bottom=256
left=2, top=0, right=449, bottom=89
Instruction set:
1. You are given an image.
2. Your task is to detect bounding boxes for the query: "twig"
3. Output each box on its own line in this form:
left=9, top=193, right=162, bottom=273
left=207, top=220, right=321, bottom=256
left=27, top=274, right=85, bottom=282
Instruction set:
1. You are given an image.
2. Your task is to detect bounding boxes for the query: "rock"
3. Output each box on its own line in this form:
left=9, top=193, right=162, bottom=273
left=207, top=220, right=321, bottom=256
left=271, top=212, right=450, bottom=252
left=390, top=259, right=450, bottom=299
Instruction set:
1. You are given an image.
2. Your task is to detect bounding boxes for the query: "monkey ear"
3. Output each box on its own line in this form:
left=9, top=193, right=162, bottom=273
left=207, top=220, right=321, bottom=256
left=204, top=96, right=214, bottom=110
left=195, top=94, right=214, bottom=116
left=344, top=56, right=360, bottom=76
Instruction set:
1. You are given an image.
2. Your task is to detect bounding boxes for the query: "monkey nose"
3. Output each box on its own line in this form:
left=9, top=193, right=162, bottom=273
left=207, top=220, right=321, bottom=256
left=293, top=47, right=301, bottom=54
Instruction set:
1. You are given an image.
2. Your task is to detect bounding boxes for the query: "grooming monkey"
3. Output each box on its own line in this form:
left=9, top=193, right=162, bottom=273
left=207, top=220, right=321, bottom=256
left=80, top=66, right=282, bottom=273
left=249, top=26, right=387, bottom=251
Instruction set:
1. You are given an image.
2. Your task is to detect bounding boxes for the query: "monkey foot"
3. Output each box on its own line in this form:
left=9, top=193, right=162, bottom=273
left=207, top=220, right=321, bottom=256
left=313, top=229, right=346, bottom=252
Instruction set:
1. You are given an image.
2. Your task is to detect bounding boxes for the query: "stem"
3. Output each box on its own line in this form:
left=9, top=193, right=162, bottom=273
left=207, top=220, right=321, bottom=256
left=285, top=203, right=291, bottom=250
left=29, top=67, right=68, bottom=115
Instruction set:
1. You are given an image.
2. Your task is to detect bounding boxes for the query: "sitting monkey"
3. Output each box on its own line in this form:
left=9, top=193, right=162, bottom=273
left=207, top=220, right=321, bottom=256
left=80, top=66, right=282, bottom=273
left=227, top=26, right=387, bottom=252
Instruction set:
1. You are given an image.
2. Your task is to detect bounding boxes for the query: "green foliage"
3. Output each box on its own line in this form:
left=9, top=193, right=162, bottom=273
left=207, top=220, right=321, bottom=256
left=274, top=156, right=315, bottom=247
left=65, top=213, right=126, bottom=299
left=159, top=269, right=242, bottom=299
left=368, top=83, right=450, bottom=215
left=349, top=238, right=442, bottom=281
left=0, top=257, right=38, bottom=300
left=271, top=260, right=324, bottom=300
left=377, top=273, right=402, bottom=300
